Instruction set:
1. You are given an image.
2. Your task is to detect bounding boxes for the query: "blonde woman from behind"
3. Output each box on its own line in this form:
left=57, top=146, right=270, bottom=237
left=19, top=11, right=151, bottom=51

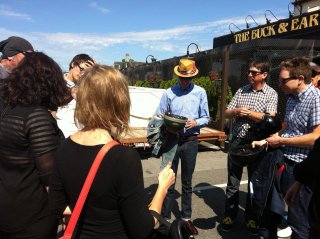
left=49, top=65, right=175, bottom=239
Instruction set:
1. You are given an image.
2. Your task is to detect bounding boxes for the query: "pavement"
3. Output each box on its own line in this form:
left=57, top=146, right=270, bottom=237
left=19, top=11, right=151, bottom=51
left=137, top=141, right=291, bottom=239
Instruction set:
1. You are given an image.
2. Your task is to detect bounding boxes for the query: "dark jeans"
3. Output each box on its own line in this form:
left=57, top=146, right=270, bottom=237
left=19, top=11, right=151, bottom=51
left=0, top=214, right=58, bottom=239
left=259, top=210, right=283, bottom=239
left=282, top=160, right=312, bottom=239
left=224, top=153, right=257, bottom=221
left=310, top=228, right=320, bottom=239
left=161, top=139, right=198, bottom=220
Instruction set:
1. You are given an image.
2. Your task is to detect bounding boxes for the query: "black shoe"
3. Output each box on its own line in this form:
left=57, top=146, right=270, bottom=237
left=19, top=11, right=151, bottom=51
left=183, top=219, right=198, bottom=235
left=245, top=219, right=259, bottom=236
left=221, top=216, right=234, bottom=232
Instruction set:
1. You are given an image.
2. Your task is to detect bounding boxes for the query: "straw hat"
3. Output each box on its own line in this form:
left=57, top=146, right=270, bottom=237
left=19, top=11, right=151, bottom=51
left=174, top=58, right=199, bottom=78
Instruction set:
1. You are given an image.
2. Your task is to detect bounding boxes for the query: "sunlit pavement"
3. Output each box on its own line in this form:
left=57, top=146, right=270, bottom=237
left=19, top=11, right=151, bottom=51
left=139, top=142, right=290, bottom=239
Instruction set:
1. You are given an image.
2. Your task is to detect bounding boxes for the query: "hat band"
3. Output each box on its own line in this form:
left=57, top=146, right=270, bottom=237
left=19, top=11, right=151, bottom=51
left=178, top=66, right=196, bottom=75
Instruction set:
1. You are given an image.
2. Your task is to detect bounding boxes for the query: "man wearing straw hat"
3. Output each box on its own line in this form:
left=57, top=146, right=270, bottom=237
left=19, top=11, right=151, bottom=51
left=156, top=58, right=210, bottom=234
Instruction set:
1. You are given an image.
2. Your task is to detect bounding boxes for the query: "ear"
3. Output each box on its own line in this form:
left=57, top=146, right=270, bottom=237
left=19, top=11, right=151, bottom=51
left=297, top=75, right=305, bottom=84
left=262, top=72, right=268, bottom=79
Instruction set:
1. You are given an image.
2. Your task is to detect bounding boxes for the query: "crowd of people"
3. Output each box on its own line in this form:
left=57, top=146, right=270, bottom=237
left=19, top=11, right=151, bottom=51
left=0, top=35, right=319, bottom=239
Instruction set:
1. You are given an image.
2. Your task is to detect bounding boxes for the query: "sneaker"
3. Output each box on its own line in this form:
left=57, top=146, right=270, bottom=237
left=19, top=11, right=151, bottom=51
left=277, top=226, right=292, bottom=238
left=245, top=219, right=259, bottom=236
left=221, top=216, right=234, bottom=232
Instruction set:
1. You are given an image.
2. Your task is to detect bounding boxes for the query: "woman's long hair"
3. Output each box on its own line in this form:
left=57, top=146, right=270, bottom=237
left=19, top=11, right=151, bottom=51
left=75, top=65, right=131, bottom=140
left=1, top=52, right=69, bottom=110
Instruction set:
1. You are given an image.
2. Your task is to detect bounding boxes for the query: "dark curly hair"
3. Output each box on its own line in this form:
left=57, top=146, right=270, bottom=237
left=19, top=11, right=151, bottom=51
left=1, top=52, right=69, bottom=110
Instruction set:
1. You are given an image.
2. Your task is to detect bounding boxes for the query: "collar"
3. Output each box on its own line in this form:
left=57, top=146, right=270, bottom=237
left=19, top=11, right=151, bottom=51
left=243, top=83, right=267, bottom=93
left=64, top=73, right=75, bottom=88
left=177, top=82, right=194, bottom=92
left=296, top=83, right=313, bottom=102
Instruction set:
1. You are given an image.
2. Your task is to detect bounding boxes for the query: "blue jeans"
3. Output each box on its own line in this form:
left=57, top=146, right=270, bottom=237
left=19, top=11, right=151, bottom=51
left=224, top=153, right=257, bottom=221
left=282, top=160, right=312, bottom=239
left=161, top=139, right=198, bottom=220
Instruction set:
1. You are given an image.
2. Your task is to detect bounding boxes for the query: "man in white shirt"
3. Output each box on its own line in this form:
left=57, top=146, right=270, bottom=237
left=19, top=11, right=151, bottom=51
left=55, top=54, right=95, bottom=137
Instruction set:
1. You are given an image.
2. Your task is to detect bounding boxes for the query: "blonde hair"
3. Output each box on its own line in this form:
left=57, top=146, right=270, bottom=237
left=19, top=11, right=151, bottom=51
left=75, top=65, right=130, bottom=140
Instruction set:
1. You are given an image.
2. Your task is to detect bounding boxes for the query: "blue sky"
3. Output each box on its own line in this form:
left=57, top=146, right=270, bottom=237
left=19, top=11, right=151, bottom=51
left=1, top=1, right=292, bottom=71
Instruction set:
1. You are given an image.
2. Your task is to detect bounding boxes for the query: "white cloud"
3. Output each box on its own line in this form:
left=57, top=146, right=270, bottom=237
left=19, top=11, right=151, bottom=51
left=0, top=4, right=33, bottom=21
left=89, top=2, right=110, bottom=14
left=0, top=12, right=287, bottom=68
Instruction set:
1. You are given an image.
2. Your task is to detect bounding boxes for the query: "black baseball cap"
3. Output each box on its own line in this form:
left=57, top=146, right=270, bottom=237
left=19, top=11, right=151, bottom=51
left=0, top=36, right=34, bottom=59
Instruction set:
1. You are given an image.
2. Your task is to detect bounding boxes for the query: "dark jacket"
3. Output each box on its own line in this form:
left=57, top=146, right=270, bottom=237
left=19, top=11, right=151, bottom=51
left=147, top=114, right=164, bottom=157
left=293, top=137, right=320, bottom=231
left=147, top=115, right=178, bottom=161
left=250, top=148, right=286, bottom=223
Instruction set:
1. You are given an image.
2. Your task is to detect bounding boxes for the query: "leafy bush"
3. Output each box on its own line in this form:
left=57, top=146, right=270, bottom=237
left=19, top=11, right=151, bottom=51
left=193, top=77, right=232, bottom=121
left=135, top=80, right=144, bottom=87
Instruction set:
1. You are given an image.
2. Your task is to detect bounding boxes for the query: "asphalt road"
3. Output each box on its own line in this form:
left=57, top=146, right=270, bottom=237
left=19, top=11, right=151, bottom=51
left=138, top=142, right=290, bottom=239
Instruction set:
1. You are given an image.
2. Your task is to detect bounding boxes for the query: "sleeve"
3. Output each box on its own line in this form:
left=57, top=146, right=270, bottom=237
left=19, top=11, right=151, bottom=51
left=35, top=152, right=56, bottom=186
left=195, top=90, right=210, bottom=127
left=116, top=147, right=155, bottom=238
left=48, top=151, right=68, bottom=216
left=227, top=88, right=241, bottom=110
left=266, top=89, right=278, bottom=113
left=26, top=108, right=64, bottom=185
left=293, top=137, right=320, bottom=185
left=156, top=91, right=169, bottom=115
left=309, top=95, right=320, bottom=128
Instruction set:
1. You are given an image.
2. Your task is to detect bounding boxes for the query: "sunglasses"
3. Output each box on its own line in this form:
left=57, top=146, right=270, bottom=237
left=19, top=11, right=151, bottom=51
left=179, top=77, right=193, bottom=81
left=74, top=63, right=86, bottom=72
left=279, top=76, right=297, bottom=85
left=6, top=51, right=34, bottom=61
left=248, top=70, right=262, bottom=76
left=22, top=51, right=34, bottom=57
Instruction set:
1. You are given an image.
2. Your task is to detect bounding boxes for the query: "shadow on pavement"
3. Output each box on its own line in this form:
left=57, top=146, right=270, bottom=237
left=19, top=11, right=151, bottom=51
left=193, top=183, right=225, bottom=230
left=193, top=183, right=259, bottom=239
left=144, top=183, right=181, bottom=219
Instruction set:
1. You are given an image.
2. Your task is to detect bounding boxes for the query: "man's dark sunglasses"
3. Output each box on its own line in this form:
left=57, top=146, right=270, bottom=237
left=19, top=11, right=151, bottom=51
left=22, top=51, right=35, bottom=57
left=279, top=76, right=297, bottom=84
left=248, top=70, right=262, bottom=76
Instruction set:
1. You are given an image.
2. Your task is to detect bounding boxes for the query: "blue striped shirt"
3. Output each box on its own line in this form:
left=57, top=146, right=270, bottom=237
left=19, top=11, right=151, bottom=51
left=156, top=83, right=210, bottom=137
left=281, top=84, right=320, bottom=162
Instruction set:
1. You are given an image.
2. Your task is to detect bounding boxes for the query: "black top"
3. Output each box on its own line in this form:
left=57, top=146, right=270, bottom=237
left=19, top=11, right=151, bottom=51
left=0, top=100, right=63, bottom=232
left=49, top=138, right=154, bottom=239
left=294, top=137, right=320, bottom=186
left=293, top=137, right=320, bottom=228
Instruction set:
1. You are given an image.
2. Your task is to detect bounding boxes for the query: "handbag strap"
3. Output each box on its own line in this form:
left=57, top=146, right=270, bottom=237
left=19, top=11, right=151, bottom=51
left=150, top=210, right=171, bottom=228
left=62, top=140, right=119, bottom=238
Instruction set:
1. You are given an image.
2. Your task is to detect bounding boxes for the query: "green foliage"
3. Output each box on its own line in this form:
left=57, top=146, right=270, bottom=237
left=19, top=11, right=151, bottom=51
left=159, top=78, right=178, bottom=89
left=135, top=80, right=144, bottom=87
left=135, top=80, right=151, bottom=88
left=193, top=77, right=232, bottom=122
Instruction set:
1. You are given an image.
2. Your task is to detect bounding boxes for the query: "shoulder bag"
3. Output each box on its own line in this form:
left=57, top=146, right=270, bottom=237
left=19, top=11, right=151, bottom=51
left=149, top=211, right=193, bottom=239
left=59, top=140, right=119, bottom=239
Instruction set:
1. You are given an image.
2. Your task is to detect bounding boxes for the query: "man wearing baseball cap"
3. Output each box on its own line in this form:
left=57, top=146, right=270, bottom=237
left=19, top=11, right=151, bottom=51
left=156, top=58, right=210, bottom=233
left=0, top=36, right=34, bottom=73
